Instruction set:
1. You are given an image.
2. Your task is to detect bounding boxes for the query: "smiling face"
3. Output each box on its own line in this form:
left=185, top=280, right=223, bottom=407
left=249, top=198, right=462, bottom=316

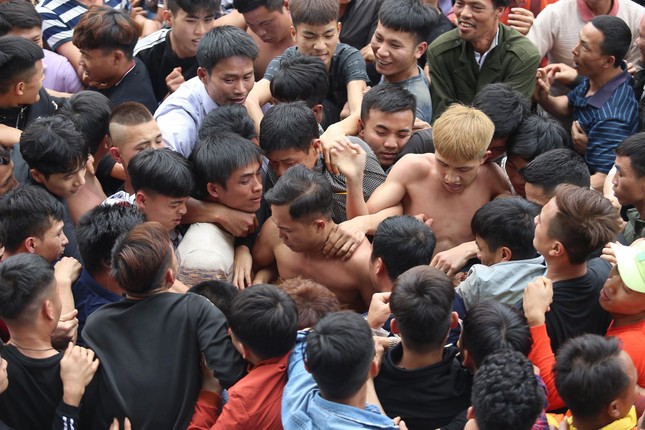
left=32, top=163, right=88, bottom=199
left=242, top=4, right=292, bottom=44
left=359, top=108, right=414, bottom=168
left=198, top=56, right=255, bottom=106
left=453, top=0, right=503, bottom=51
left=435, top=152, right=485, bottom=194
left=167, top=8, right=214, bottom=58
left=209, top=161, right=263, bottom=213
left=292, top=21, right=340, bottom=69
left=370, top=23, right=426, bottom=82
left=78, top=48, right=123, bottom=86
left=8, top=26, right=44, bottom=48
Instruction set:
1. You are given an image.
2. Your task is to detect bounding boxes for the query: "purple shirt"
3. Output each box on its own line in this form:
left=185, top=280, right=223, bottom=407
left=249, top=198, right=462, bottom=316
left=43, top=49, right=83, bottom=93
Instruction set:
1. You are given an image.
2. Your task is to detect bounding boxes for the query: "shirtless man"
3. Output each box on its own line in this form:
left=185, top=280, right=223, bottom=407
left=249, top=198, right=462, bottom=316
left=340, top=104, right=511, bottom=275
left=252, top=165, right=376, bottom=312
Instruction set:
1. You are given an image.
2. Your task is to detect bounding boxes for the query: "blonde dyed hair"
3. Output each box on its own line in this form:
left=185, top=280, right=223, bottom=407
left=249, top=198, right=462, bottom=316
left=432, top=104, right=494, bottom=162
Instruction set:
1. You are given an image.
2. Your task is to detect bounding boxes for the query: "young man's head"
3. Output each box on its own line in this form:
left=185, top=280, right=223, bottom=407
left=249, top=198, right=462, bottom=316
left=190, top=132, right=263, bottom=213
left=600, top=241, right=645, bottom=318
left=264, top=164, right=333, bottom=253
left=371, top=0, right=434, bottom=82
left=521, top=149, right=591, bottom=206
left=370, top=215, right=436, bottom=291
left=453, top=0, right=509, bottom=51
left=108, top=102, right=164, bottom=172
left=163, top=0, right=219, bottom=59
left=471, top=197, right=540, bottom=266
left=0, top=0, right=44, bottom=47
left=270, top=55, right=329, bottom=123
left=0, top=35, right=43, bottom=107
left=20, top=115, right=89, bottom=198
left=466, top=351, right=545, bottom=430
left=0, top=145, right=17, bottom=197
left=533, top=184, right=619, bottom=265
left=228, top=284, right=298, bottom=363
left=128, top=148, right=194, bottom=232
left=505, top=114, right=567, bottom=197
left=75, top=204, right=145, bottom=279
left=72, top=7, right=139, bottom=87
left=390, top=266, right=457, bottom=353
left=111, top=222, right=178, bottom=295
left=188, top=280, right=240, bottom=321
left=359, top=85, right=416, bottom=169
left=432, top=104, right=494, bottom=194
left=260, top=101, right=321, bottom=177
left=198, top=104, right=258, bottom=143
left=0, top=253, right=59, bottom=328
left=471, top=83, right=530, bottom=161
left=460, top=300, right=531, bottom=372
left=555, top=335, right=637, bottom=425
left=306, top=311, right=376, bottom=400
left=288, top=0, right=339, bottom=69
left=0, top=184, right=66, bottom=262
left=612, top=133, right=645, bottom=209
left=573, top=16, right=631, bottom=78
left=57, top=91, right=113, bottom=157
left=278, top=277, right=340, bottom=329
left=232, top=0, right=291, bottom=45
left=196, top=26, right=259, bottom=106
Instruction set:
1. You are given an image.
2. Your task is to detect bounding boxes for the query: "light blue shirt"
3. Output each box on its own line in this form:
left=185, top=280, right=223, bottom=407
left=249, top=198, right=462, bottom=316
left=379, top=66, right=433, bottom=122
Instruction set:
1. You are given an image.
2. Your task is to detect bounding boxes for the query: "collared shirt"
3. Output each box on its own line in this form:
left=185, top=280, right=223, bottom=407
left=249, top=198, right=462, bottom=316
left=154, top=76, right=219, bottom=157
left=474, top=30, right=499, bottom=70
left=567, top=66, right=639, bottom=174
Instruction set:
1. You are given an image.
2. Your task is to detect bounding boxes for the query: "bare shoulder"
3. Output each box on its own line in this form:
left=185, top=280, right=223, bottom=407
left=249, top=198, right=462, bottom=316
left=477, top=162, right=512, bottom=196
left=390, top=153, right=434, bottom=181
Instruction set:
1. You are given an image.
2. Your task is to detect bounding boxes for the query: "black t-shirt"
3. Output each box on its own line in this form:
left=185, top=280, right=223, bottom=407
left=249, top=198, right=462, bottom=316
left=90, top=58, right=158, bottom=114
left=397, top=128, right=435, bottom=162
left=95, top=152, right=124, bottom=197
left=339, top=0, right=382, bottom=50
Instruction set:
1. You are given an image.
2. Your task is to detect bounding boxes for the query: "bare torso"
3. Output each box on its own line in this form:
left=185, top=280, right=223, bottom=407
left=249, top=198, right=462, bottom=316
left=249, top=31, right=295, bottom=78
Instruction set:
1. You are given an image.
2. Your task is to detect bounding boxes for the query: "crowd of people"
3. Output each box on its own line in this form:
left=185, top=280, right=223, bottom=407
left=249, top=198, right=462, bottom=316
left=0, top=0, right=644, bottom=428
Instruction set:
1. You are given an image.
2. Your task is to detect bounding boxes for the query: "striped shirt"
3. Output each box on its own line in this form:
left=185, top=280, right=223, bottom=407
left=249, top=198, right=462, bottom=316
left=37, top=0, right=129, bottom=51
left=568, top=67, right=638, bottom=174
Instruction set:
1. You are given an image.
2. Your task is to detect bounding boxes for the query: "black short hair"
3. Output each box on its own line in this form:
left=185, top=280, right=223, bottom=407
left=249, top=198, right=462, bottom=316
left=492, top=0, right=511, bottom=10
left=75, top=204, right=145, bottom=276
left=190, top=132, right=262, bottom=198
left=188, top=280, right=239, bottom=321
left=0, top=35, right=43, bottom=94
left=461, top=300, right=532, bottom=368
left=472, top=351, right=546, bottom=430
left=360, top=85, right=416, bottom=124
left=129, top=148, right=194, bottom=197
left=591, top=15, right=632, bottom=66
left=260, top=101, right=319, bottom=154
left=0, top=253, right=55, bottom=322
left=472, top=83, right=529, bottom=139
left=289, top=0, right=338, bottom=27
left=228, top=284, right=298, bottom=360
left=520, top=149, right=591, bottom=195
left=390, top=266, right=454, bottom=352
left=306, top=311, right=374, bottom=399
left=57, top=91, right=113, bottom=155
left=167, top=0, right=218, bottom=16
left=471, top=197, right=540, bottom=261
left=615, top=132, right=645, bottom=178
left=0, top=0, right=42, bottom=34
left=507, top=114, right=567, bottom=161
left=0, top=184, right=65, bottom=254
left=197, top=26, right=258, bottom=72
left=264, top=164, right=333, bottom=221
left=233, top=0, right=283, bottom=13
left=555, top=334, right=631, bottom=418
left=270, top=56, right=329, bottom=108
left=198, top=104, right=257, bottom=141
left=378, top=0, right=435, bottom=43
left=371, top=215, right=436, bottom=281
left=19, top=115, right=89, bottom=177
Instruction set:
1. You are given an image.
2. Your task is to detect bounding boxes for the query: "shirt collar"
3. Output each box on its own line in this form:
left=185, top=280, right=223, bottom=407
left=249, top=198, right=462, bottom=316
left=474, top=29, right=499, bottom=70
left=577, top=0, right=619, bottom=21
left=587, top=63, right=631, bottom=108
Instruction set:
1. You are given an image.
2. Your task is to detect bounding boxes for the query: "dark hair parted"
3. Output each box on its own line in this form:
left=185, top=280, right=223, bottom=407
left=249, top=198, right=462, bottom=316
left=555, top=334, right=631, bottom=418
left=198, top=104, right=257, bottom=141
left=471, top=197, right=540, bottom=261
left=472, top=351, right=546, bottom=430
left=289, top=0, right=338, bottom=27
left=378, top=0, right=435, bottom=43
left=129, top=148, right=194, bottom=197
left=271, top=56, right=329, bottom=108
left=260, top=101, right=319, bottom=154
left=371, top=215, right=435, bottom=281
left=461, top=300, right=532, bottom=368
left=591, top=15, right=632, bottom=67
left=76, top=204, right=145, bottom=276
left=507, top=113, right=567, bottom=161
left=306, top=311, right=374, bottom=399
left=550, top=184, right=619, bottom=264
left=0, top=0, right=42, bottom=34
left=390, top=266, right=454, bottom=352
left=20, top=115, right=89, bottom=177
left=472, top=83, right=529, bottom=139
left=72, top=6, right=140, bottom=58
left=111, top=221, right=174, bottom=294
left=57, top=91, right=112, bottom=155
left=264, top=164, right=333, bottom=221
left=188, top=280, right=239, bottom=321
left=361, top=85, right=416, bottom=124
left=520, top=149, right=591, bottom=194
left=229, top=284, right=298, bottom=360
left=279, top=277, right=340, bottom=329
left=0, top=35, right=43, bottom=94
left=616, top=132, right=645, bottom=178
left=233, top=0, right=283, bottom=13
left=0, top=253, right=55, bottom=322
left=0, top=184, right=65, bottom=254
left=197, top=26, right=258, bottom=72
left=167, top=0, right=219, bottom=16
left=190, top=132, right=262, bottom=198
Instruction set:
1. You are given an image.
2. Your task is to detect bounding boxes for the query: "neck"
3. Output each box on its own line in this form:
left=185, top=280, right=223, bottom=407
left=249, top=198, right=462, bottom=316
left=92, top=269, right=125, bottom=298
left=588, top=0, right=613, bottom=15
left=571, top=414, right=613, bottom=430
left=169, top=32, right=193, bottom=59
left=544, top=258, right=587, bottom=282
left=307, top=224, right=337, bottom=257
left=125, top=285, right=168, bottom=300
left=612, top=311, right=645, bottom=328
left=105, top=59, right=136, bottom=88
left=339, top=2, right=348, bottom=18
left=321, top=382, right=368, bottom=410
left=588, top=66, right=622, bottom=94
left=124, top=177, right=134, bottom=195
left=470, top=24, right=498, bottom=54
left=397, top=343, right=444, bottom=369
left=633, top=199, right=645, bottom=218
left=7, top=325, right=57, bottom=359
left=383, top=63, right=419, bottom=84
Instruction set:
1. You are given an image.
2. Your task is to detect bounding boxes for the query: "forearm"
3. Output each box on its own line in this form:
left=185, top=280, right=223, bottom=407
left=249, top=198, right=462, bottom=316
left=184, top=198, right=224, bottom=224
left=187, top=390, right=222, bottom=430
left=355, top=206, right=403, bottom=236
left=590, top=172, right=607, bottom=192
left=528, top=324, right=564, bottom=410
left=345, top=171, right=368, bottom=219
left=0, top=124, right=22, bottom=147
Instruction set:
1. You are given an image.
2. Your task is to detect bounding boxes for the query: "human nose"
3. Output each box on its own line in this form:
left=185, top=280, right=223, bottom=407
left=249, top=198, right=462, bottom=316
left=61, top=232, right=69, bottom=246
